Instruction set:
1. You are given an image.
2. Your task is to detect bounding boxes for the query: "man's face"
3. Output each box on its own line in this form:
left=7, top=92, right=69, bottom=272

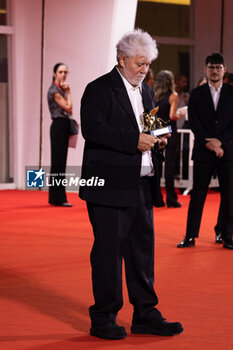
left=119, top=55, right=151, bottom=87
left=178, top=76, right=187, bottom=90
left=146, top=73, right=155, bottom=88
left=205, top=63, right=226, bottom=84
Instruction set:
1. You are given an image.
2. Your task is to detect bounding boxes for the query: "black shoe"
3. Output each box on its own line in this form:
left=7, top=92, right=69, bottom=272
left=215, top=232, right=223, bottom=244
left=223, top=239, right=233, bottom=250
left=131, top=319, right=183, bottom=336
left=167, top=202, right=182, bottom=208
left=156, top=200, right=166, bottom=208
left=53, top=202, right=72, bottom=207
left=177, top=237, right=195, bottom=248
left=90, top=323, right=127, bottom=340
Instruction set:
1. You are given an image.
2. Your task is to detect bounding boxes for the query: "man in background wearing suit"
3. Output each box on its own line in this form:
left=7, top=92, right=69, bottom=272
left=177, top=53, right=233, bottom=249
left=80, top=29, right=183, bottom=340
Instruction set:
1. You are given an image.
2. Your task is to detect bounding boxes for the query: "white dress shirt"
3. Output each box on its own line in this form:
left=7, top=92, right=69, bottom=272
left=209, top=83, right=222, bottom=110
left=117, top=68, right=154, bottom=177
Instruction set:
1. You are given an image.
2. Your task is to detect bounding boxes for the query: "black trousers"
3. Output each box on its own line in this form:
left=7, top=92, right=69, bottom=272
left=186, top=159, right=233, bottom=240
left=86, top=177, right=162, bottom=327
left=215, top=200, right=223, bottom=234
left=49, top=118, right=69, bottom=205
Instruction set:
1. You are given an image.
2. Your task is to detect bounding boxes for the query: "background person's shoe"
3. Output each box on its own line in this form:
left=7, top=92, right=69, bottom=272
left=177, top=237, right=195, bottom=248
left=156, top=200, right=166, bottom=207
left=131, top=319, right=183, bottom=336
left=223, top=239, right=233, bottom=250
left=215, top=232, right=223, bottom=244
left=53, top=202, right=72, bottom=207
left=90, top=323, right=127, bottom=340
left=167, top=202, right=182, bottom=208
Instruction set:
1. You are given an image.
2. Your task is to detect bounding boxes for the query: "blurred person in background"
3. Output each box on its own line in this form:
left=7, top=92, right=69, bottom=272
left=154, top=70, right=184, bottom=208
left=175, top=74, right=189, bottom=129
left=47, top=63, right=73, bottom=207
left=144, top=67, right=155, bottom=88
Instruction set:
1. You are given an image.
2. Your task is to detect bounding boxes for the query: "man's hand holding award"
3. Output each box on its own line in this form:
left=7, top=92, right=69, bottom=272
left=137, top=107, right=171, bottom=152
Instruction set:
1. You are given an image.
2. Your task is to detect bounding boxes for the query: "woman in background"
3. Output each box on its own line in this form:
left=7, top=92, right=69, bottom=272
left=154, top=70, right=183, bottom=208
left=47, top=62, right=72, bottom=207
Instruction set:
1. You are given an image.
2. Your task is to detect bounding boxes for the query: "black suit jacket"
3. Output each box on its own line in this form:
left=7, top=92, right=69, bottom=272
left=79, top=67, right=161, bottom=207
left=188, top=82, right=233, bottom=161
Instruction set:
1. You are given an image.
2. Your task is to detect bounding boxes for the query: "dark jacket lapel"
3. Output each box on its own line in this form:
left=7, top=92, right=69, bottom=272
left=202, top=83, right=215, bottom=111
left=110, top=67, right=155, bottom=130
left=216, top=83, right=227, bottom=113
left=110, top=67, right=139, bottom=130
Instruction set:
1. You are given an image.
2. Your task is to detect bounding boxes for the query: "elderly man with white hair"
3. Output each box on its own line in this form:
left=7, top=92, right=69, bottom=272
left=80, top=29, right=183, bottom=340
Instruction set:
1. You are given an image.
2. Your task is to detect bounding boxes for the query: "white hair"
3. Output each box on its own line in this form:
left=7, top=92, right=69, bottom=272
left=116, top=28, right=158, bottom=62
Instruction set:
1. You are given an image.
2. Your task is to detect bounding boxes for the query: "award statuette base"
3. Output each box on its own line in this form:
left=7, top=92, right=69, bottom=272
left=150, top=125, right=172, bottom=137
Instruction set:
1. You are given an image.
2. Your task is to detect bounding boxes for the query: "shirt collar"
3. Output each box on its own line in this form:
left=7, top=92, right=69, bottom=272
left=208, top=82, right=223, bottom=93
left=116, top=67, right=142, bottom=93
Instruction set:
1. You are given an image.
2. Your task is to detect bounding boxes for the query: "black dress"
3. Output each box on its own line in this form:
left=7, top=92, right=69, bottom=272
left=47, top=82, right=70, bottom=204
left=156, top=93, right=179, bottom=205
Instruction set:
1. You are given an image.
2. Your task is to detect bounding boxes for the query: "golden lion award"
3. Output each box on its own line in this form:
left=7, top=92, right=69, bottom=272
left=141, top=106, right=172, bottom=137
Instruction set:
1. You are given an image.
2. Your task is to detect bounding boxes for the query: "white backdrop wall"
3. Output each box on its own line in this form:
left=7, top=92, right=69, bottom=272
left=11, top=0, right=42, bottom=188
left=42, top=0, right=137, bottom=170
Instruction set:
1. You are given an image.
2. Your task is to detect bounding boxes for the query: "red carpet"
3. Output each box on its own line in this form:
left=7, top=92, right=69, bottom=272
left=0, top=189, right=232, bottom=350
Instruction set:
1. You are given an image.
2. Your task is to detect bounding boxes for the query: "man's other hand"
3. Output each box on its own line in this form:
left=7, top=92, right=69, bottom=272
left=138, top=133, right=158, bottom=152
